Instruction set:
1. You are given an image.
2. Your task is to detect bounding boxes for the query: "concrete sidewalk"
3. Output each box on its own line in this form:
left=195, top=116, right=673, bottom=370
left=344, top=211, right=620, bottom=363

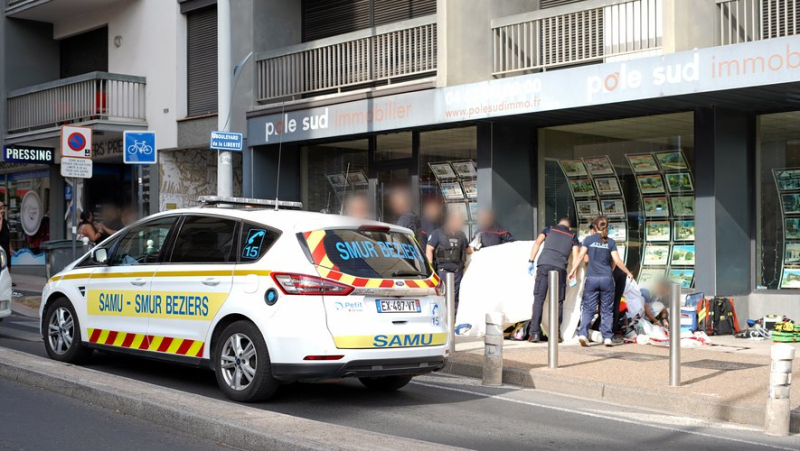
left=445, top=335, right=800, bottom=432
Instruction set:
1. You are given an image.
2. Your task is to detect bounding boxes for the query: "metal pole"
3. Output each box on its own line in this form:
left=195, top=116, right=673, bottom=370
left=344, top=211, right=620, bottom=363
left=216, top=0, right=233, bottom=197
left=445, top=272, right=455, bottom=358
left=71, top=178, right=77, bottom=261
left=669, top=282, right=681, bottom=387
left=548, top=270, right=559, bottom=369
left=483, top=311, right=504, bottom=386
left=137, top=165, right=144, bottom=219
left=765, top=343, right=795, bottom=436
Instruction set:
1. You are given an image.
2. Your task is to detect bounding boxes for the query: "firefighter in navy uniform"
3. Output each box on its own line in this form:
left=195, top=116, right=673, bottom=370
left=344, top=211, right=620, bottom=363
left=474, top=210, right=516, bottom=249
left=426, top=212, right=472, bottom=311
left=526, top=217, right=580, bottom=342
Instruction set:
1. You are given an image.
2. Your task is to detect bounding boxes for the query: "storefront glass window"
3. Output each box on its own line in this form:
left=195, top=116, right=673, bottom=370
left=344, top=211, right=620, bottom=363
left=419, top=127, right=477, bottom=235
left=757, top=111, right=800, bottom=290
left=6, top=170, right=51, bottom=266
left=300, top=139, right=368, bottom=214
left=539, top=112, right=695, bottom=288
left=375, top=132, right=412, bottom=161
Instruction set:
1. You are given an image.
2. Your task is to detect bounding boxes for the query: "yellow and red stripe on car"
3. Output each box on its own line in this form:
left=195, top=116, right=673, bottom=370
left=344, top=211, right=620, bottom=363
left=303, top=230, right=440, bottom=289
left=87, top=328, right=204, bottom=358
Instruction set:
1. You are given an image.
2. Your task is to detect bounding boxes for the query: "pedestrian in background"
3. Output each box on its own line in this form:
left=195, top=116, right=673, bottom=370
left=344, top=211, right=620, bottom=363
left=427, top=212, right=472, bottom=311
left=473, top=209, right=515, bottom=249
left=526, top=217, right=579, bottom=342
left=568, top=215, right=633, bottom=347
left=97, top=204, right=123, bottom=241
left=343, top=193, right=371, bottom=220
left=76, top=211, right=101, bottom=244
left=0, top=202, right=12, bottom=270
left=419, top=198, right=442, bottom=246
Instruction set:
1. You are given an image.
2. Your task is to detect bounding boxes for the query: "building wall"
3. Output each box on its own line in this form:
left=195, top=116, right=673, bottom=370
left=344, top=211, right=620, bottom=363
left=4, top=18, right=59, bottom=91
left=52, top=0, right=183, bottom=150
left=662, top=0, right=718, bottom=53
left=159, top=148, right=242, bottom=210
left=437, top=0, right=539, bottom=87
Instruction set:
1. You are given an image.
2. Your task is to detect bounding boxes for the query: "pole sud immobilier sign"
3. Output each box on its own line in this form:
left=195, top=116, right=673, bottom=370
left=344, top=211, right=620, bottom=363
left=60, top=125, right=93, bottom=179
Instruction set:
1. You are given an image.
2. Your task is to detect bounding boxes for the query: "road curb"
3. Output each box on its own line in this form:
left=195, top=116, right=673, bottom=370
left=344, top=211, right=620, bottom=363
left=0, top=347, right=458, bottom=451
left=443, top=357, right=800, bottom=433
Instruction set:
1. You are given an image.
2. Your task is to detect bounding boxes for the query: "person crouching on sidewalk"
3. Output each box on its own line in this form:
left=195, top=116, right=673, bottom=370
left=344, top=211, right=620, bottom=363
left=526, top=218, right=579, bottom=342
left=568, top=215, right=634, bottom=347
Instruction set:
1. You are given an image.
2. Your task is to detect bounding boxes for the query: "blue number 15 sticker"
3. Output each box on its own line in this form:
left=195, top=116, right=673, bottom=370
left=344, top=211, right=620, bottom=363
left=242, top=229, right=266, bottom=260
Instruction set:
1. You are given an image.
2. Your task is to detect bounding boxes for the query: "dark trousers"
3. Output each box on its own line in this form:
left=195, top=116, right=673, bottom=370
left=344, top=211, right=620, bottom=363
left=437, top=268, right=463, bottom=312
left=529, top=265, right=566, bottom=336
left=579, top=276, right=615, bottom=340
left=612, top=267, right=627, bottom=334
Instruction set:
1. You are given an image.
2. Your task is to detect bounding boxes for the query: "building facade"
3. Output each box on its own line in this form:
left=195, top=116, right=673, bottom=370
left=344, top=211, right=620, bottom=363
left=2, top=0, right=800, bottom=320
left=238, top=0, right=800, bottom=320
left=0, top=0, right=242, bottom=271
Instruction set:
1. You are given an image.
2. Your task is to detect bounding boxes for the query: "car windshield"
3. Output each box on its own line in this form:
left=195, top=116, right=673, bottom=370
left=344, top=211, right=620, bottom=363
left=304, top=229, right=431, bottom=279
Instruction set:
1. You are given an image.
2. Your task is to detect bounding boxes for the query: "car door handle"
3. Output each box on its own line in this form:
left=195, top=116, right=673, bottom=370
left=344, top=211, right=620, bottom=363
left=202, top=277, right=220, bottom=286
left=130, top=278, right=148, bottom=287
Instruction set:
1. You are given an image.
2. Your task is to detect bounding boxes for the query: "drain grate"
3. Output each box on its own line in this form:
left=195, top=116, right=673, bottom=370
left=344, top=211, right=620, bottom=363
left=683, top=359, right=764, bottom=371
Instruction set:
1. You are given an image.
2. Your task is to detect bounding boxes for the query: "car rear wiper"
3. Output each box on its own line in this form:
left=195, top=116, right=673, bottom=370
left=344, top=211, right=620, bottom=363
left=392, top=270, right=424, bottom=277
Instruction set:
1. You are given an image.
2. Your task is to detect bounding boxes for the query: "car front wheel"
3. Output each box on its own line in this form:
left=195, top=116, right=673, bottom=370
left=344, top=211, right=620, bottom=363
left=359, top=375, right=413, bottom=391
left=43, top=298, right=92, bottom=364
left=214, top=320, right=279, bottom=402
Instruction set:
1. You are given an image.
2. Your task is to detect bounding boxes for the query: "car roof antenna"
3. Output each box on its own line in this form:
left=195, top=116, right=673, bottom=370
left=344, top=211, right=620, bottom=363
left=274, top=102, right=285, bottom=211
left=339, top=162, right=351, bottom=215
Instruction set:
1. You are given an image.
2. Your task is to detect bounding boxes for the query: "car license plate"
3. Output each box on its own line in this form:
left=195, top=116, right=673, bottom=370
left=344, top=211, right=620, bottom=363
left=376, top=299, right=421, bottom=313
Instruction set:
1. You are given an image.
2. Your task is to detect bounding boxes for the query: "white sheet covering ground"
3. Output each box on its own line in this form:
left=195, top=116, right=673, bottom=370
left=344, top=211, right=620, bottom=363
left=455, top=241, right=586, bottom=339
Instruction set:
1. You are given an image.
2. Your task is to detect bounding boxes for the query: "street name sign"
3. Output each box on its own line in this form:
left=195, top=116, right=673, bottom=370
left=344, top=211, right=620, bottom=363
left=210, top=131, right=243, bottom=151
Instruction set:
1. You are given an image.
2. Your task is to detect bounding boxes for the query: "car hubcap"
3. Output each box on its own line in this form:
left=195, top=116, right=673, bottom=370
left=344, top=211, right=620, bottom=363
left=220, top=333, right=257, bottom=391
left=48, top=307, right=74, bottom=355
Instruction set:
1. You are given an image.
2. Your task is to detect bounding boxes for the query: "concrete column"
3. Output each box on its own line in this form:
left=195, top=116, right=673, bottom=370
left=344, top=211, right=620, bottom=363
left=248, top=144, right=300, bottom=202
left=477, top=121, right=537, bottom=240
left=48, top=166, right=66, bottom=240
left=694, top=107, right=755, bottom=296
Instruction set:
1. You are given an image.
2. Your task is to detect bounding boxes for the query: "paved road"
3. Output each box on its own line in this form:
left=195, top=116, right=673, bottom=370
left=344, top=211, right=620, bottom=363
left=1, top=314, right=798, bottom=450
left=0, top=377, right=231, bottom=451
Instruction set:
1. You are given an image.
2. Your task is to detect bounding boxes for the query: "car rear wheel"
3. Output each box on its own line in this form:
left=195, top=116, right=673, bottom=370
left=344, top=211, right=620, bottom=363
left=43, top=298, right=92, bottom=364
left=359, top=375, right=413, bottom=391
left=214, top=320, right=278, bottom=402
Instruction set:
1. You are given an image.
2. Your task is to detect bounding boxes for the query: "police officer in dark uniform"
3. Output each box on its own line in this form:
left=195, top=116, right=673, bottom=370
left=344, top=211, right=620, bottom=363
left=426, top=212, right=472, bottom=311
left=474, top=210, right=515, bottom=249
left=526, top=217, right=579, bottom=342
left=419, top=199, right=442, bottom=246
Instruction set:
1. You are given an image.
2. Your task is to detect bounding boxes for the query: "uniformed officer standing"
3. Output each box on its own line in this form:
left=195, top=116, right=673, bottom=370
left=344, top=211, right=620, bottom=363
left=526, top=218, right=579, bottom=342
left=419, top=199, right=442, bottom=246
left=474, top=210, right=515, bottom=249
left=426, top=212, right=472, bottom=311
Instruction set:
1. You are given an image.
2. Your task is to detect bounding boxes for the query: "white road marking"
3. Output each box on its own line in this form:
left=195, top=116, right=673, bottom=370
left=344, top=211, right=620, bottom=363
left=411, top=378, right=798, bottom=451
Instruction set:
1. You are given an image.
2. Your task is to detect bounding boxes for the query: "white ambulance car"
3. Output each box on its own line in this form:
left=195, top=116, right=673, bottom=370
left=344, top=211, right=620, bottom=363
left=40, top=197, right=448, bottom=402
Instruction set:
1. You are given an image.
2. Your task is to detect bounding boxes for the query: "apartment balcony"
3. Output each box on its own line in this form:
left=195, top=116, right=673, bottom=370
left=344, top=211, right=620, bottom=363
left=6, top=72, right=146, bottom=141
left=492, top=0, right=662, bottom=77
left=255, top=15, right=437, bottom=104
left=717, top=0, right=799, bottom=45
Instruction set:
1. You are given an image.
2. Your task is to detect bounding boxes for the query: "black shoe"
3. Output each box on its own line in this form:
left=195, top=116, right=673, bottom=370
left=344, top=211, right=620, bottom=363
left=527, top=332, right=541, bottom=343
left=558, top=335, right=563, bottom=343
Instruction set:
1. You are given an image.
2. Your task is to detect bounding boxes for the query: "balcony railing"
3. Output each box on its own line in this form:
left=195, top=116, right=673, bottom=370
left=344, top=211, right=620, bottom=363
left=492, top=0, right=662, bottom=76
left=6, top=72, right=146, bottom=134
left=255, top=16, right=437, bottom=103
left=718, top=0, right=798, bottom=45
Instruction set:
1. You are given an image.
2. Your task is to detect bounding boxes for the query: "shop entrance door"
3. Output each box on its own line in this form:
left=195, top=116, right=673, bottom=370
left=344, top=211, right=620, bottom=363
left=375, top=166, right=412, bottom=224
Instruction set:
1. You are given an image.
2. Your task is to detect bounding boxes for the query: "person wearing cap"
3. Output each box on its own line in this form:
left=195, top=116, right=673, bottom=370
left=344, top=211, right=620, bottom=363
left=526, top=217, right=579, bottom=342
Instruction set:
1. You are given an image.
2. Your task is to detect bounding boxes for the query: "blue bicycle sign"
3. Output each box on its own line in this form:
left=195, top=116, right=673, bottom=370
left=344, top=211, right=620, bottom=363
left=123, top=131, right=157, bottom=164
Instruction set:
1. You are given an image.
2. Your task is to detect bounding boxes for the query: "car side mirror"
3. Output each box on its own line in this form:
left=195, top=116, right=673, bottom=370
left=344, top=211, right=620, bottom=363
left=91, top=248, right=108, bottom=265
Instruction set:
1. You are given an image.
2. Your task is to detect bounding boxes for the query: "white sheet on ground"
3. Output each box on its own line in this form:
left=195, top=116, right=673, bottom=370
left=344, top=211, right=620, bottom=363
left=455, top=241, right=586, bottom=339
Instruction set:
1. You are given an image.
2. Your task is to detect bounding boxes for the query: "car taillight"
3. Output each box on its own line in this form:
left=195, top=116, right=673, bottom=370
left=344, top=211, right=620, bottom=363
left=271, top=273, right=354, bottom=296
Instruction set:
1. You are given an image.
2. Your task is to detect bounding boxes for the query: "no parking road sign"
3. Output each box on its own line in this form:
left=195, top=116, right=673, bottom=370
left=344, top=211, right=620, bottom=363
left=61, top=126, right=92, bottom=158
left=124, top=131, right=157, bottom=164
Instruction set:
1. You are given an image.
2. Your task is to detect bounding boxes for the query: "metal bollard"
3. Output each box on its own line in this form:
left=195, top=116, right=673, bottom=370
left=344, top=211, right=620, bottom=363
left=765, top=344, right=795, bottom=436
left=483, top=311, right=504, bottom=386
left=669, top=282, right=681, bottom=387
left=445, top=272, right=456, bottom=358
left=548, top=270, right=559, bottom=369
